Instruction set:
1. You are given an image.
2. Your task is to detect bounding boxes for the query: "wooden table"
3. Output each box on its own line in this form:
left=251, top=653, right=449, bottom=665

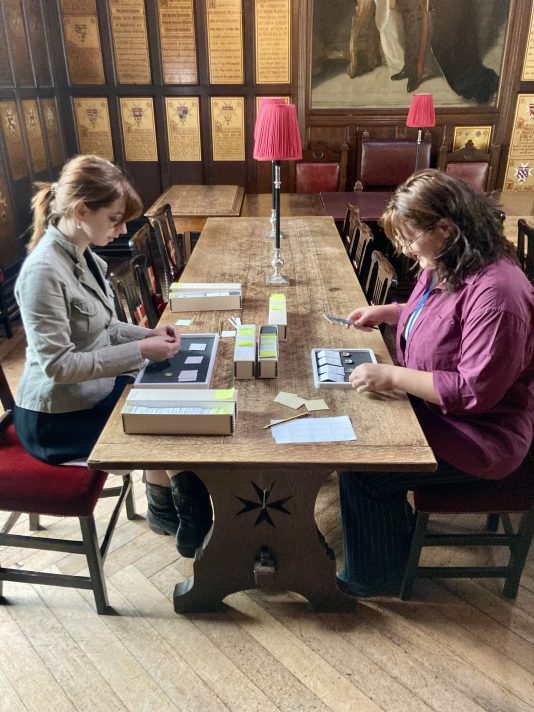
left=241, top=193, right=325, bottom=217
left=320, top=191, right=393, bottom=223
left=89, top=216, right=435, bottom=612
left=145, top=184, right=245, bottom=259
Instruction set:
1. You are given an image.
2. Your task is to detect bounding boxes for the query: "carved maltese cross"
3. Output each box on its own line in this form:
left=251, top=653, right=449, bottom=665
left=235, top=481, right=293, bottom=527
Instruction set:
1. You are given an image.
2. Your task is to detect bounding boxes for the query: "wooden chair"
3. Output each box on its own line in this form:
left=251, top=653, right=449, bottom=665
left=129, top=223, right=167, bottom=319
left=517, top=218, right=534, bottom=283
left=148, top=204, right=185, bottom=296
left=400, top=450, right=534, bottom=600
left=0, top=363, right=136, bottom=614
left=110, top=256, right=159, bottom=329
left=438, top=140, right=501, bottom=193
left=355, top=131, right=431, bottom=191
left=296, top=141, right=349, bottom=193
left=350, top=220, right=374, bottom=286
left=364, top=250, right=397, bottom=305
left=340, top=203, right=362, bottom=253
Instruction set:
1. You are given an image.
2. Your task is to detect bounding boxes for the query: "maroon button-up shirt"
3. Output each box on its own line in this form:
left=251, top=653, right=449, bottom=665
left=396, top=259, right=534, bottom=479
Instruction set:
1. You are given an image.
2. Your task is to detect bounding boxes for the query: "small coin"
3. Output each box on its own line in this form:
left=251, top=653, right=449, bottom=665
left=344, top=358, right=353, bottom=364
left=165, top=372, right=173, bottom=377
left=342, top=351, right=351, bottom=357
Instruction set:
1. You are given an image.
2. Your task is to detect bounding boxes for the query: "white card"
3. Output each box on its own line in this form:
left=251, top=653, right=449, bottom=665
left=178, top=370, right=198, bottom=381
left=175, top=319, right=193, bottom=326
left=189, top=343, right=207, bottom=351
left=185, top=356, right=203, bottom=365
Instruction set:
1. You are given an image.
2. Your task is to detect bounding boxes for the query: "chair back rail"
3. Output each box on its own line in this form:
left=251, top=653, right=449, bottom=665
left=364, top=250, right=397, bottom=305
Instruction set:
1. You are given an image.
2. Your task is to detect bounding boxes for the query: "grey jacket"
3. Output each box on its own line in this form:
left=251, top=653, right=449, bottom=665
left=15, top=226, right=149, bottom=413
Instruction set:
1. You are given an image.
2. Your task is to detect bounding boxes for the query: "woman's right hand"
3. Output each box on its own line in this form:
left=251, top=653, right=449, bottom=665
left=139, top=334, right=181, bottom=362
left=346, top=304, right=397, bottom=329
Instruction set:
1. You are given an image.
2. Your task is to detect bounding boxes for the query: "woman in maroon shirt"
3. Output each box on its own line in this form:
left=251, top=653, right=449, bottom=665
left=338, top=170, right=534, bottom=597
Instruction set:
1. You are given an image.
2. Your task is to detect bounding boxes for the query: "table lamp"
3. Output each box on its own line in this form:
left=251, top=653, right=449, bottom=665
left=256, top=97, right=287, bottom=238
left=406, top=93, right=435, bottom=172
left=253, top=103, right=302, bottom=285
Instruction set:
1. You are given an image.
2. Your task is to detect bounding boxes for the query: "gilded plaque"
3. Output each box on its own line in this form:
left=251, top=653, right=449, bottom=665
left=206, top=0, right=244, bottom=85
left=120, top=98, right=158, bottom=162
left=255, top=0, right=291, bottom=84
left=62, top=15, right=105, bottom=85
left=165, top=98, right=201, bottom=162
left=61, top=0, right=97, bottom=12
left=0, top=18, right=13, bottom=86
left=73, top=98, right=114, bottom=160
left=210, top=97, right=245, bottom=161
left=158, top=0, right=198, bottom=84
left=452, top=126, right=492, bottom=153
left=41, top=99, right=64, bottom=167
left=0, top=101, right=28, bottom=180
left=504, top=95, right=534, bottom=192
left=4, top=0, right=34, bottom=86
left=523, top=2, right=534, bottom=80
left=109, top=0, right=151, bottom=85
left=22, top=100, right=47, bottom=174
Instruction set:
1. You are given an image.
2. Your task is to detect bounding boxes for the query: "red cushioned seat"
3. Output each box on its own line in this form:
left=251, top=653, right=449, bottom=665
left=0, top=424, right=107, bottom=517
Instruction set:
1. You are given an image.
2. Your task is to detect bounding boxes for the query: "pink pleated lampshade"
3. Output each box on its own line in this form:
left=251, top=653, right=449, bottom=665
left=406, top=93, right=435, bottom=128
left=254, top=97, right=287, bottom=140
left=253, top=103, right=302, bottom=161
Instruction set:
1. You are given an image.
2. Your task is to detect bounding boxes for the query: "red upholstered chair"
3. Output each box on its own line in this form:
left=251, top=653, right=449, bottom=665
left=295, top=141, right=349, bottom=193
left=400, top=451, right=534, bottom=600
left=355, top=131, right=431, bottom=191
left=438, top=140, right=500, bottom=193
left=0, top=364, right=136, bottom=614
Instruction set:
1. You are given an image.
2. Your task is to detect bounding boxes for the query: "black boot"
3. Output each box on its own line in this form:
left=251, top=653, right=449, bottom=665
left=170, top=471, right=213, bottom=558
left=145, top=482, right=179, bottom=536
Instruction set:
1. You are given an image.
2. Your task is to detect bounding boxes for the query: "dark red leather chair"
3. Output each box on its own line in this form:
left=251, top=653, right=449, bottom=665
left=438, top=140, right=501, bottom=193
left=355, top=131, right=432, bottom=191
left=295, top=141, right=349, bottom=193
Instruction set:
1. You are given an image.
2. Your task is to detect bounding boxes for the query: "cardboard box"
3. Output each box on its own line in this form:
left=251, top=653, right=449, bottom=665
left=134, top=334, right=219, bottom=389
left=268, top=293, right=287, bottom=340
left=121, top=388, right=238, bottom=435
left=169, top=282, right=242, bottom=312
left=234, top=324, right=256, bottom=379
left=256, top=325, right=279, bottom=378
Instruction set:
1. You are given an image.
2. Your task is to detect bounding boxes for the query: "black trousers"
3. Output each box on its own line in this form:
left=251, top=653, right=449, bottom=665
left=338, top=459, right=478, bottom=588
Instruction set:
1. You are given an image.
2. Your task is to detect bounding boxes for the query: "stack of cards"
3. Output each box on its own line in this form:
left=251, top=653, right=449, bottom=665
left=268, top=293, right=287, bottom=340
left=234, top=324, right=256, bottom=379
left=311, top=348, right=377, bottom=388
left=169, top=283, right=242, bottom=312
left=256, top=325, right=279, bottom=379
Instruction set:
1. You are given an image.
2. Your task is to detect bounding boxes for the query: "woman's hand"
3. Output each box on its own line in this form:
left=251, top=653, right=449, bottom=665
left=346, top=303, right=400, bottom=329
left=349, top=363, right=396, bottom=392
left=149, top=324, right=180, bottom=342
left=139, top=330, right=181, bottom=362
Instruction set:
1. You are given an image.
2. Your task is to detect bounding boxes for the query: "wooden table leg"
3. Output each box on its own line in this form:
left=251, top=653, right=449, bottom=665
left=173, top=467, right=356, bottom=613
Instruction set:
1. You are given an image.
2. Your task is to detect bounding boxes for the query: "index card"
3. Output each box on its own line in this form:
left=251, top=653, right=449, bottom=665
left=304, top=399, right=329, bottom=412
left=221, top=330, right=236, bottom=338
left=274, top=391, right=306, bottom=409
left=185, top=356, right=203, bottom=365
left=175, top=319, right=193, bottom=326
left=189, top=343, right=207, bottom=351
left=178, top=370, right=198, bottom=381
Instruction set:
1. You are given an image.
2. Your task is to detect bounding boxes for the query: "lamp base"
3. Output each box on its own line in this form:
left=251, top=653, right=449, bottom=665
left=266, top=247, right=289, bottom=285
left=266, top=208, right=283, bottom=239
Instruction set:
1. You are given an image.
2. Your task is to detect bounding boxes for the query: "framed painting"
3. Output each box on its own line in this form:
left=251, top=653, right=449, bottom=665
left=310, top=0, right=510, bottom=109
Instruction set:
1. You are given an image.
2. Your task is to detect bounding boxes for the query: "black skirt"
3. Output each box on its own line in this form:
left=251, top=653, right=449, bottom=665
left=13, top=376, right=130, bottom=465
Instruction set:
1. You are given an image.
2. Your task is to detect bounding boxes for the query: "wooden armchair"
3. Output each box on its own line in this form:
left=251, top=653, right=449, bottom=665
left=148, top=204, right=185, bottom=296
left=438, top=140, right=500, bottom=192
left=355, top=131, right=431, bottom=191
left=296, top=141, right=349, bottom=193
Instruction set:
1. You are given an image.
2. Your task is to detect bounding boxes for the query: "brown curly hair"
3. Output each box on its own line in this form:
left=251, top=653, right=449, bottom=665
left=381, top=169, right=517, bottom=292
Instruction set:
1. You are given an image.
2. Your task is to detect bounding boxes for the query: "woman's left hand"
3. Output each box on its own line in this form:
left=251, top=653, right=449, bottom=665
left=349, top=363, right=396, bottom=393
left=148, top=325, right=180, bottom=343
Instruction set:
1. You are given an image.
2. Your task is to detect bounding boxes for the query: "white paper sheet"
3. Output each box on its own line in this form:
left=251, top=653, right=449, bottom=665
left=270, top=416, right=356, bottom=444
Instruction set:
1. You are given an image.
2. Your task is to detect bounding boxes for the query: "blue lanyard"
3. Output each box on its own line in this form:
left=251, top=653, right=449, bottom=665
left=404, top=278, right=434, bottom=340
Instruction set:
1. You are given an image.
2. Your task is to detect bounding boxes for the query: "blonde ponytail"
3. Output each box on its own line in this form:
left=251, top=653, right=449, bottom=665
left=28, top=182, right=55, bottom=252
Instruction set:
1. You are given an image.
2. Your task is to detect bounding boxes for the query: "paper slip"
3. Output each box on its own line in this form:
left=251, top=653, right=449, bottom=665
left=270, top=416, right=356, bottom=444
left=274, top=391, right=306, bottom=409
left=189, top=343, right=207, bottom=351
left=178, top=370, right=198, bottom=381
left=185, top=356, right=203, bottom=365
left=304, top=399, right=329, bottom=412
left=221, top=330, right=236, bottom=338
left=175, top=319, right=193, bottom=326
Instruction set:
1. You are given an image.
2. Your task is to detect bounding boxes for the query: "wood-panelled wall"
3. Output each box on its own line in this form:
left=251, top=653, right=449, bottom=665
left=0, top=0, right=532, bottom=270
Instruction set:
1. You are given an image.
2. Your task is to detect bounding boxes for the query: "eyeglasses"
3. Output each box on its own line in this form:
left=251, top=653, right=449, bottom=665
left=396, top=227, right=434, bottom=250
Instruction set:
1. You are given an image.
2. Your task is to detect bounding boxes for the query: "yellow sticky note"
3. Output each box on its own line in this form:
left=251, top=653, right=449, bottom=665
left=239, top=328, right=255, bottom=336
left=215, top=389, right=235, bottom=400
left=237, top=340, right=253, bottom=347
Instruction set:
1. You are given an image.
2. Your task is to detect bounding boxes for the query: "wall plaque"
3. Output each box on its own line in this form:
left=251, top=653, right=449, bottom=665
left=504, top=95, right=534, bottom=192
left=41, top=99, right=64, bottom=168
left=206, top=0, right=244, bottom=84
left=61, top=0, right=97, bottom=12
left=22, top=100, right=47, bottom=174
left=74, top=98, right=114, bottom=160
left=109, top=0, right=151, bottom=85
left=4, top=0, right=34, bottom=86
left=210, top=97, right=245, bottom=161
left=452, top=126, right=492, bottom=153
left=25, top=0, right=52, bottom=86
left=0, top=101, right=28, bottom=180
left=62, top=15, right=105, bottom=85
left=255, top=0, right=291, bottom=84
left=165, top=98, right=202, bottom=162
left=0, top=17, right=13, bottom=86
left=0, top=169, right=18, bottom=265
left=523, top=2, right=534, bottom=80
left=120, top=98, right=158, bottom=162
left=158, top=0, right=198, bottom=84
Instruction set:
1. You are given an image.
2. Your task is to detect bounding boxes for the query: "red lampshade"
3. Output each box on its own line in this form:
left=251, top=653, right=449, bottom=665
left=253, top=103, right=302, bottom=161
left=406, top=93, right=435, bottom=128
left=254, top=97, right=287, bottom=140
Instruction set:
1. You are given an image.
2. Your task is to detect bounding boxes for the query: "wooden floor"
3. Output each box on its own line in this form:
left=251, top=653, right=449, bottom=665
left=1, top=325, right=533, bottom=712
